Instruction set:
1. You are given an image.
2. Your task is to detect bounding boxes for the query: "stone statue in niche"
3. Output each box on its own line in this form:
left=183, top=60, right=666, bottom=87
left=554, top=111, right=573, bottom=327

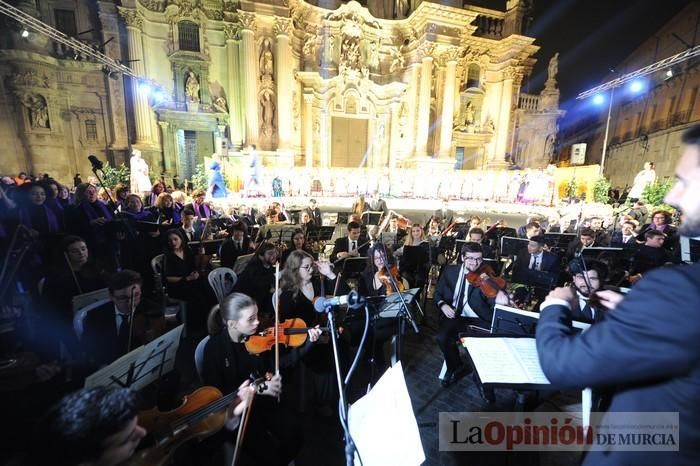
left=340, top=36, right=361, bottom=70
left=260, top=90, right=276, bottom=137
left=259, top=38, right=274, bottom=81
left=368, top=41, right=379, bottom=71
left=20, top=93, right=50, bottom=129
left=389, top=46, right=404, bottom=73
left=464, top=101, right=475, bottom=125
left=547, top=53, right=559, bottom=82
left=395, top=0, right=410, bottom=19
left=185, top=71, right=200, bottom=103
left=213, top=96, right=228, bottom=113
left=323, top=35, right=335, bottom=64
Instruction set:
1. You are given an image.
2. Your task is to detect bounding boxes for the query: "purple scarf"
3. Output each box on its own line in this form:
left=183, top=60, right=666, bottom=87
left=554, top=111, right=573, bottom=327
left=650, top=223, right=668, bottom=232
left=123, top=209, right=154, bottom=221
left=193, top=202, right=211, bottom=218
left=81, top=200, right=113, bottom=221
left=19, top=204, right=61, bottom=233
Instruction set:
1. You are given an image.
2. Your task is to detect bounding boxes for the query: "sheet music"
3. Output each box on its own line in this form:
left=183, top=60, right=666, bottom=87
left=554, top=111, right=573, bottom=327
left=506, top=338, right=551, bottom=385
left=462, top=337, right=551, bottom=385
left=348, top=362, right=425, bottom=466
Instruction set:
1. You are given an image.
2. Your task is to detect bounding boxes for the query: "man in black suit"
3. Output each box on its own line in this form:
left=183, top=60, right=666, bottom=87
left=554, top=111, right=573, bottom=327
left=330, top=221, right=368, bottom=263
left=220, top=221, right=254, bottom=269
left=433, top=199, right=455, bottom=225
left=367, top=191, right=389, bottom=220
left=610, top=220, right=638, bottom=247
left=567, top=258, right=607, bottom=324
left=434, top=242, right=508, bottom=388
left=564, top=227, right=598, bottom=261
left=82, top=270, right=156, bottom=369
left=536, top=125, right=700, bottom=465
left=512, top=234, right=561, bottom=284
left=179, top=208, right=205, bottom=243
left=305, top=198, right=322, bottom=226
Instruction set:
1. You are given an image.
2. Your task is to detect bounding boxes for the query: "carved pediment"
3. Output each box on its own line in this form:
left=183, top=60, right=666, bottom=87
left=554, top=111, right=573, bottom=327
left=325, top=1, right=381, bottom=31
left=7, top=71, right=50, bottom=89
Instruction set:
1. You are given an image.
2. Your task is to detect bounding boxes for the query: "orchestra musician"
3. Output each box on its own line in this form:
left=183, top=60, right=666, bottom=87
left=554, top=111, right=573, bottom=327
left=434, top=242, right=509, bottom=389
left=280, top=228, right=315, bottom=267
left=234, top=242, right=279, bottom=319
left=81, top=270, right=164, bottom=370
left=396, top=224, right=430, bottom=291
left=219, top=221, right=254, bottom=269
left=330, top=221, right=368, bottom=263
left=202, top=293, right=321, bottom=465
left=184, top=189, right=214, bottom=219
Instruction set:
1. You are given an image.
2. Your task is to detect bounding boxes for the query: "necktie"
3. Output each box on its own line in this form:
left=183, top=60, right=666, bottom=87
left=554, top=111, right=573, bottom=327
left=237, top=241, right=242, bottom=250
left=118, top=314, right=130, bottom=349
left=351, top=240, right=357, bottom=251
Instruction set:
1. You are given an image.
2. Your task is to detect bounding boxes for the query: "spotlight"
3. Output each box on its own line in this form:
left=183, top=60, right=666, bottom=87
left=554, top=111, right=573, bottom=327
left=628, top=79, right=644, bottom=93
left=138, top=81, right=152, bottom=95
left=665, top=69, right=673, bottom=79
left=592, top=94, right=605, bottom=106
left=152, top=90, right=165, bottom=102
left=21, top=29, right=29, bottom=38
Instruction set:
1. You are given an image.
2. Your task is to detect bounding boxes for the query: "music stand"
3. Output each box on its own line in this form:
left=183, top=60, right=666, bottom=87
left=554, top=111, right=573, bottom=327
left=500, top=236, right=529, bottom=257
left=377, top=288, right=420, bottom=319
left=486, top=226, right=517, bottom=243
left=336, top=212, right=351, bottom=224
left=361, top=211, right=383, bottom=225
left=491, top=304, right=591, bottom=337
left=306, top=225, right=335, bottom=243
left=544, top=232, right=577, bottom=252
left=233, top=253, right=254, bottom=275
left=84, top=324, right=183, bottom=390
left=188, top=238, right=225, bottom=256
left=512, top=268, right=558, bottom=289
left=338, top=256, right=368, bottom=278
left=450, top=222, right=470, bottom=238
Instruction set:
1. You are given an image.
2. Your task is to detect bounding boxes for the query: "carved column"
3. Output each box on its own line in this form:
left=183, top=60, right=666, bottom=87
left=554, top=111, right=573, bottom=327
left=97, top=1, right=128, bottom=151
left=224, top=23, right=244, bottom=149
left=118, top=7, right=153, bottom=145
left=389, top=101, right=401, bottom=168
left=439, top=49, right=460, bottom=158
left=239, top=12, right=258, bottom=146
left=274, top=18, right=293, bottom=151
left=415, top=44, right=435, bottom=157
left=303, top=93, right=314, bottom=168
left=404, top=63, right=420, bottom=158
left=495, top=67, right=515, bottom=162
left=158, top=121, right=175, bottom=175
left=319, top=110, right=329, bottom=167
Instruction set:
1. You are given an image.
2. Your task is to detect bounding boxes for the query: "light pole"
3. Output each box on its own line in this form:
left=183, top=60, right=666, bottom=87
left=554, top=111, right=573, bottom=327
left=599, top=87, right=615, bottom=177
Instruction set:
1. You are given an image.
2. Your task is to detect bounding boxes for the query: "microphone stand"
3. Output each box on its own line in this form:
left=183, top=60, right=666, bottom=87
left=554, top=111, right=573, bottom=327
left=324, top=302, right=358, bottom=466
left=89, top=156, right=123, bottom=270
left=378, top=248, right=419, bottom=370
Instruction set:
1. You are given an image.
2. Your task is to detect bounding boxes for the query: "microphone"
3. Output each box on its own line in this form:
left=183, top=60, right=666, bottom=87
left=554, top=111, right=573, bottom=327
left=88, top=155, right=104, bottom=170
left=313, top=290, right=365, bottom=313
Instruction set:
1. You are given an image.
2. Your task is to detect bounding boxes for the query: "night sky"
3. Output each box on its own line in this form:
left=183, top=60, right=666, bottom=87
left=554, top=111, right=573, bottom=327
left=519, top=0, right=694, bottom=116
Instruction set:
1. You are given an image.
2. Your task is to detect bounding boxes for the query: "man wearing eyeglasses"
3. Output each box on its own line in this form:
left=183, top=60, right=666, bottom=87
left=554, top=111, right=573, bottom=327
left=82, top=270, right=160, bottom=370
left=434, top=242, right=509, bottom=389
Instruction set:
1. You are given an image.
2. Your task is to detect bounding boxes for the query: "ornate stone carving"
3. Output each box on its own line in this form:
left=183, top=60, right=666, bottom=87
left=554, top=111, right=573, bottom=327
left=416, top=42, right=436, bottom=60
left=292, top=91, right=299, bottom=132
left=259, top=37, right=274, bottom=83
left=185, top=71, right=200, bottom=103
left=503, top=66, right=520, bottom=80
left=260, top=89, right=276, bottom=137
left=9, top=71, right=50, bottom=88
left=19, top=93, right=50, bottom=129
left=138, top=0, right=167, bottom=13
left=204, top=9, right=224, bottom=21
left=389, top=46, right=404, bottom=73
left=441, top=46, right=463, bottom=64
left=273, top=17, right=292, bottom=37
left=212, top=95, right=228, bottom=113
left=223, top=22, right=242, bottom=41
left=239, top=12, right=256, bottom=32
left=325, top=2, right=381, bottom=30
left=303, top=33, right=317, bottom=66
left=118, top=7, right=143, bottom=29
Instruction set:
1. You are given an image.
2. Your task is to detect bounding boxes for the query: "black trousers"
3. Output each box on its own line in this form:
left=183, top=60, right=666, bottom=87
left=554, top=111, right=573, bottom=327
left=435, top=315, right=490, bottom=372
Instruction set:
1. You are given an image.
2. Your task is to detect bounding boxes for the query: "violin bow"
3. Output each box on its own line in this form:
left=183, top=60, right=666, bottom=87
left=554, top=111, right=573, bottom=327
left=274, top=262, right=280, bottom=377
left=231, top=382, right=257, bottom=466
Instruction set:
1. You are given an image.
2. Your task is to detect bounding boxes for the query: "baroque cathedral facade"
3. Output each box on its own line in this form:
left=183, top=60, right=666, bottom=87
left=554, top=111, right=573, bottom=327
left=0, top=0, right=561, bottom=184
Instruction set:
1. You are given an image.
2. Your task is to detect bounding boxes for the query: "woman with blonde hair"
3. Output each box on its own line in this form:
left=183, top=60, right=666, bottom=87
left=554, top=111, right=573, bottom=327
left=150, top=192, right=180, bottom=224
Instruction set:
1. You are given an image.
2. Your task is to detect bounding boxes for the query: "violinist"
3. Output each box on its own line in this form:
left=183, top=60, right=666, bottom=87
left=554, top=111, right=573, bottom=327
left=278, top=251, right=338, bottom=412
left=202, top=293, right=321, bottom=465
left=360, top=243, right=404, bottom=297
left=82, top=270, right=164, bottom=370
left=234, top=242, right=279, bottom=319
left=279, top=228, right=315, bottom=268
left=567, top=258, right=607, bottom=324
left=434, top=242, right=509, bottom=389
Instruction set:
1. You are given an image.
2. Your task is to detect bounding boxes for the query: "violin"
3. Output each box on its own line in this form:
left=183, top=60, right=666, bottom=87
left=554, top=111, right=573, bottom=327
left=466, top=263, right=508, bottom=299
left=244, top=318, right=326, bottom=355
left=377, top=264, right=405, bottom=295
left=126, top=376, right=268, bottom=466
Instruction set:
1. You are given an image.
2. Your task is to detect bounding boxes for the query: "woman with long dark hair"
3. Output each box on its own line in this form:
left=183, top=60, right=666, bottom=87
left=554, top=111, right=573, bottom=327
left=279, top=228, right=315, bottom=268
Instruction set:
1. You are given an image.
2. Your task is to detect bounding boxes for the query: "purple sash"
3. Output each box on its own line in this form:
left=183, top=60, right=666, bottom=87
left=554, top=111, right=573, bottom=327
left=193, top=202, right=211, bottom=218
left=81, top=200, right=113, bottom=221
left=19, top=204, right=61, bottom=233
